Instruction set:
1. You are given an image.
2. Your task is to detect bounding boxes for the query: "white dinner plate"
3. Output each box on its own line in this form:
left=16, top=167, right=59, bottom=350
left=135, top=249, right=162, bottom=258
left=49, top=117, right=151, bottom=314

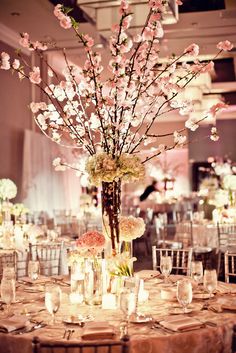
left=129, top=314, right=153, bottom=324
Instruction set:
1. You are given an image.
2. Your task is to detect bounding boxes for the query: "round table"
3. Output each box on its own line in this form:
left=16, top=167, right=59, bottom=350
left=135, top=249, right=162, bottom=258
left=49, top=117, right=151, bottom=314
left=0, top=275, right=235, bottom=353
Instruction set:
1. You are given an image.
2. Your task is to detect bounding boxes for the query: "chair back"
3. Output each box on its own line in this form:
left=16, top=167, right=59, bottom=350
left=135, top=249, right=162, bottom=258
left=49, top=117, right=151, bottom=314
left=32, top=335, right=130, bottom=353
left=152, top=246, right=193, bottom=276
left=0, top=251, right=17, bottom=280
left=218, top=224, right=236, bottom=251
left=175, top=221, right=193, bottom=248
left=29, top=243, right=62, bottom=276
left=224, top=251, right=236, bottom=283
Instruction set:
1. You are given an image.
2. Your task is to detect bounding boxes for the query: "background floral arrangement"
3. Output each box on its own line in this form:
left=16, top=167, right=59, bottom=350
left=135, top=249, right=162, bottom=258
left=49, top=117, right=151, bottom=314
left=119, top=216, right=146, bottom=242
left=0, top=179, right=17, bottom=201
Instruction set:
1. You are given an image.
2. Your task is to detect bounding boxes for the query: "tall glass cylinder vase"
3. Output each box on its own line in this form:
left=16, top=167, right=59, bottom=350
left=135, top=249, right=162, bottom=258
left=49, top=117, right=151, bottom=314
left=84, top=258, right=103, bottom=306
left=101, top=179, right=121, bottom=255
left=70, top=261, right=85, bottom=304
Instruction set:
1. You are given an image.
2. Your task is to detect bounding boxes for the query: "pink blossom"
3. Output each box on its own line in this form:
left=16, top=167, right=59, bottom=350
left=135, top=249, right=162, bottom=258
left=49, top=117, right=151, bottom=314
left=184, top=43, right=199, bottom=57
left=149, top=0, right=164, bottom=10
left=48, top=68, right=53, bottom=77
left=30, top=102, right=47, bottom=113
left=119, top=0, right=129, bottom=14
left=210, top=127, right=219, bottom=141
left=176, top=0, right=183, bottom=5
left=0, top=52, right=10, bottom=70
left=111, top=24, right=120, bottom=33
left=76, top=231, right=105, bottom=250
left=217, top=40, right=233, bottom=51
left=154, top=25, right=164, bottom=38
left=12, top=59, right=20, bottom=70
left=84, top=34, right=94, bottom=47
left=33, top=41, right=48, bottom=51
left=150, top=13, right=161, bottom=22
left=122, top=14, right=132, bottom=29
left=201, top=61, right=214, bottom=73
left=53, top=4, right=64, bottom=20
left=60, top=15, right=72, bottom=29
left=29, top=66, right=41, bottom=84
left=19, top=32, right=30, bottom=48
left=208, top=102, right=228, bottom=117
left=142, top=27, right=154, bottom=41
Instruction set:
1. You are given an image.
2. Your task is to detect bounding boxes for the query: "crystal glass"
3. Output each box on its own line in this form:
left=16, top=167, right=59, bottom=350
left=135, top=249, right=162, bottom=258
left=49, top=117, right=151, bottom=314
left=160, top=256, right=172, bottom=283
left=177, top=279, right=193, bottom=313
left=84, top=260, right=102, bottom=306
left=120, top=289, right=136, bottom=333
left=1, top=278, right=15, bottom=314
left=191, top=261, right=203, bottom=286
left=45, top=284, right=61, bottom=324
left=28, top=260, right=40, bottom=280
left=203, top=269, right=217, bottom=298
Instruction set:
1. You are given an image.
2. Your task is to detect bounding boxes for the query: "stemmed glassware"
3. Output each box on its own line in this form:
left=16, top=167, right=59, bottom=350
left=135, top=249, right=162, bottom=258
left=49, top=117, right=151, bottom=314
left=177, top=279, right=193, bottom=313
left=160, top=256, right=172, bottom=283
left=1, top=278, right=15, bottom=316
left=191, top=261, right=203, bottom=287
left=28, top=260, right=40, bottom=280
left=120, top=289, right=136, bottom=334
left=203, top=269, right=217, bottom=298
left=45, top=284, right=61, bottom=324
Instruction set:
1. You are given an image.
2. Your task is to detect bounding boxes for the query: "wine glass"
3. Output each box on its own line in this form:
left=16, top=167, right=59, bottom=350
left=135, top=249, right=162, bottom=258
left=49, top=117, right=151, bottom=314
left=177, top=279, right=193, bottom=313
left=203, top=269, right=217, bottom=299
left=1, top=278, right=15, bottom=315
left=191, top=261, right=203, bottom=287
left=45, top=284, right=61, bottom=324
left=120, top=289, right=136, bottom=334
left=160, top=256, right=172, bottom=283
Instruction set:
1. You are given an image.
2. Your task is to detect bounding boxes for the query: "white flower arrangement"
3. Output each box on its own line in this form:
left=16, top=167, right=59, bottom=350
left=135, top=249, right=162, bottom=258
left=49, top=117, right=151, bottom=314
left=107, top=252, right=137, bottom=277
left=11, top=203, right=29, bottom=217
left=209, top=189, right=230, bottom=208
left=85, top=152, right=145, bottom=186
left=0, top=179, right=17, bottom=200
left=223, top=175, right=236, bottom=191
left=119, top=215, right=146, bottom=242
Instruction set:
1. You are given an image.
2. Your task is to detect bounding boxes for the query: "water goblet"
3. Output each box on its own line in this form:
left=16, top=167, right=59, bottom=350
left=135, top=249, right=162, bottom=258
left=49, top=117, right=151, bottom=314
left=191, top=261, right=203, bottom=287
left=177, top=279, right=193, bottom=313
left=203, top=269, right=217, bottom=299
left=120, top=289, right=136, bottom=334
left=160, top=256, right=172, bottom=283
left=1, top=278, right=15, bottom=315
left=45, top=284, right=61, bottom=324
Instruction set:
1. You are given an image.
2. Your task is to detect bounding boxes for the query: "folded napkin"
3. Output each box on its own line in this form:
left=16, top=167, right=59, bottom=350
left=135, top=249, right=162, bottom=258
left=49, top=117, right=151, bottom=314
left=81, top=322, right=116, bottom=340
left=137, top=270, right=160, bottom=280
left=0, top=316, right=28, bottom=333
left=18, top=276, right=51, bottom=285
left=160, top=317, right=203, bottom=332
left=221, top=304, right=236, bottom=311
left=217, top=282, right=236, bottom=294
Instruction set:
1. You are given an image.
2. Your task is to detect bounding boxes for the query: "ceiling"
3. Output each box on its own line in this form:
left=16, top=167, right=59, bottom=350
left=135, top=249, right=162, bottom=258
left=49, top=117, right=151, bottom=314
left=0, top=0, right=236, bottom=122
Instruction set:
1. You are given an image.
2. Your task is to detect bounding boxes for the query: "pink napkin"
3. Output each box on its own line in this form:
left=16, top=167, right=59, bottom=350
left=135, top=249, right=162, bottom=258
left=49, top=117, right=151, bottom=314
left=81, top=322, right=116, bottom=340
left=0, top=316, right=29, bottom=333
left=160, top=316, right=203, bottom=332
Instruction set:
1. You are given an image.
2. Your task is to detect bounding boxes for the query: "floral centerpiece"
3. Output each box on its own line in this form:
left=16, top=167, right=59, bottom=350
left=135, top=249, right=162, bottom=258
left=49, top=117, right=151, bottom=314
left=68, top=230, right=105, bottom=265
left=0, top=0, right=233, bottom=253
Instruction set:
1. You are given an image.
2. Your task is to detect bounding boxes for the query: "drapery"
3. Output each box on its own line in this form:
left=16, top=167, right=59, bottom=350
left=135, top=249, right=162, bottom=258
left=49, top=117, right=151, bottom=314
left=22, top=129, right=81, bottom=216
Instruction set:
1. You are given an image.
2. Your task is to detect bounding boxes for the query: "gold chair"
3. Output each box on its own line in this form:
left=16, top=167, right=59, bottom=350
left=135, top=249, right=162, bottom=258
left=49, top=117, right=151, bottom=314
left=32, top=335, right=130, bottom=353
left=224, top=251, right=236, bottom=283
left=29, top=243, right=62, bottom=276
left=152, top=246, right=193, bottom=276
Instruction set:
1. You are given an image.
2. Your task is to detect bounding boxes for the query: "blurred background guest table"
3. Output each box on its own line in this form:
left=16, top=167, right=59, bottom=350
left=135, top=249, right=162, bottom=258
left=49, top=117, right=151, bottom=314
left=0, top=274, right=235, bottom=353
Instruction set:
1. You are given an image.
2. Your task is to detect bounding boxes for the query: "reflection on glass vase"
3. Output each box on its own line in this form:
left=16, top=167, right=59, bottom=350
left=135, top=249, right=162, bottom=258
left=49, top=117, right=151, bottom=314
left=70, top=261, right=85, bottom=304
left=84, top=259, right=102, bottom=306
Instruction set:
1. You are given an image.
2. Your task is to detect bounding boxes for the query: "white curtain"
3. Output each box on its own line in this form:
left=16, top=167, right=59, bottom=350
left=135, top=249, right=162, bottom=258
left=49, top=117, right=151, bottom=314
left=22, top=129, right=81, bottom=216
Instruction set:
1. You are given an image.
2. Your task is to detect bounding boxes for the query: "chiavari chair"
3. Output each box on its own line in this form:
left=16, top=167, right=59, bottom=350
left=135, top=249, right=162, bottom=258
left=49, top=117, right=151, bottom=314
left=29, top=243, right=62, bottom=276
left=0, top=251, right=17, bottom=280
left=32, top=335, right=130, bottom=353
left=224, top=251, right=236, bottom=283
left=152, top=246, right=193, bottom=276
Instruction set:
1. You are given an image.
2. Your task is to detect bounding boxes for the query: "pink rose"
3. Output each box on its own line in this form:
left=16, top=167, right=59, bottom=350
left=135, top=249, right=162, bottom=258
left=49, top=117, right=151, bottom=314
left=217, top=40, right=233, bottom=51
left=149, top=0, right=164, bottom=10
left=176, top=0, right=183, bottom=4
left=60, top=15, right=72, bottom=29
left=29, top=66, right=41, bottom=84
left=184, top=43, right=199, bottom=57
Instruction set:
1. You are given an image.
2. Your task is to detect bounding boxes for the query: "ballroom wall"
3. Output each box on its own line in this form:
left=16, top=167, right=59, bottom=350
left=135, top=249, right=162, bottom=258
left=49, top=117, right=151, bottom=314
left=0, top=41, right=32, bottom=201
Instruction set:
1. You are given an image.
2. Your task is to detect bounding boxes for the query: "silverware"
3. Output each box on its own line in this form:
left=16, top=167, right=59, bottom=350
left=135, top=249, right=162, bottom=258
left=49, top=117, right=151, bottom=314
left=12, top=323, right=46, bottom=335
left=63, top=329, right=68, bottom=339
left=67, top=329, right=75, bottom=340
